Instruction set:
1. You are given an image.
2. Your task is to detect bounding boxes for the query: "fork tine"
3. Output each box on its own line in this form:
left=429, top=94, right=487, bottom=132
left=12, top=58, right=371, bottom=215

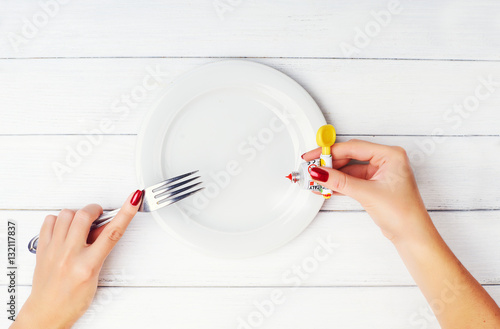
left=156, top=181, right=203, bottom=202
left=153, top=176, right=201, bottom=198
left=151, top=170, right=199, bottom=193
left=157, top=187, right=205, bottom=207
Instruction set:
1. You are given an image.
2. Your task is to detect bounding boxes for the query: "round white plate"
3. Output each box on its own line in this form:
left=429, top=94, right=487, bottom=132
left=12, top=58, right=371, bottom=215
left=136, top=60, right=326, bottom=258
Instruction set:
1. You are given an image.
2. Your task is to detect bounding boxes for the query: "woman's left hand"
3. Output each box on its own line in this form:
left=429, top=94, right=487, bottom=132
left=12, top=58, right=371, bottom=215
left=11, top=190, right=142, bottom=329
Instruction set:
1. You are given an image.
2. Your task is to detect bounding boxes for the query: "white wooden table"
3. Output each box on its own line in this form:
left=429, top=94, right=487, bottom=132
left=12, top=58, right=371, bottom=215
left=1, top=1, right=500, bottom=328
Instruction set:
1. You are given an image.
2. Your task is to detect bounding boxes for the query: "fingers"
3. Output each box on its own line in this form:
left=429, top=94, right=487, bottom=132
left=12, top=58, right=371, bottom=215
left=52, top=209, right=76, bottom=243
left=66, top=204, right=103, bottom=248
left=37, top=215, right=57, bottom=253
left=302, top=139, right=390, bottom=165
left=90, top=190, right=143, bottom=264
left=331, top=158, right=351, bottom=169
left=331, top=140, right=389, bottom=163
left=302, top=147, right=321, bottom=161
left=310, top=164, right=374, bottom=197
left=310, top=166, right=370, bottom=201
left=339, top=164, right=378, bottom=180
left=301, top=151, right=351, bottom=168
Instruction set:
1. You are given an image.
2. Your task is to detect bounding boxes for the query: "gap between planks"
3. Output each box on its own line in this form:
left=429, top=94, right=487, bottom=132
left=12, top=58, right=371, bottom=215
left=2, top=56, right=500, bottom=62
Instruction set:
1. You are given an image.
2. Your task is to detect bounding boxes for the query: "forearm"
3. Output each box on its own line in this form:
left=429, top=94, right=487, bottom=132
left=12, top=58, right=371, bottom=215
left=10, top=297, right=74, bottom=329
left=393, top=212, right=500, bottom=328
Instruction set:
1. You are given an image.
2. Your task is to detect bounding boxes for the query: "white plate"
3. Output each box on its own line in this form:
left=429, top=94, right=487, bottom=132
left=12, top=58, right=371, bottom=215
left=136, top=60, right=326, bottom=258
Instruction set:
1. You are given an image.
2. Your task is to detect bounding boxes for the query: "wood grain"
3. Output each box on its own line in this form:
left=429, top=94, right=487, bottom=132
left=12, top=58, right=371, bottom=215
left=0, top=1, right=499, bottom=60
left=1, top=58, right=499, bottom=135
left=2, top=210, right=499, bottom=287
left=0, top=135, right=498, bottom=211
left=1, top=1, right=499, bottom=327
left=2, top=285, right=499, bottom=329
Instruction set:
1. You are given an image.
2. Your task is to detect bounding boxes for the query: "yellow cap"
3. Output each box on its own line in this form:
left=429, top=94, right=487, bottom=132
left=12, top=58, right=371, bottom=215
left=316, top=124, right=336, bottom=155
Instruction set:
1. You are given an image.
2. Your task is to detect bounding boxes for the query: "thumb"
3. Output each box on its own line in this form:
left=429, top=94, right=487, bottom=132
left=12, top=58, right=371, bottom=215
left=310, top=166, right=369, bottom=201
left=90, top=190, right=143, bottom=263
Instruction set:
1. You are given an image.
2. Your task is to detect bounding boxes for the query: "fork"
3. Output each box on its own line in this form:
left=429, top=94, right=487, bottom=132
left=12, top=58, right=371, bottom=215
left=28, top=170, right=203, bottom=254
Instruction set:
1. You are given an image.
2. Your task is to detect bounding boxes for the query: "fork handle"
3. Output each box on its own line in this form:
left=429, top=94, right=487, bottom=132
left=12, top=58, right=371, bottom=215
left=28, top=208, right=121, bottom=254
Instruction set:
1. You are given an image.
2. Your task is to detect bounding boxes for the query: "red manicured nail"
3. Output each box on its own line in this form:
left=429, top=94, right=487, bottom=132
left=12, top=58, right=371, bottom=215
left=130, top=190, right=143, bottom=206
left=310, top=167, right=329, bottom=182
left=301, top=153, right=305, bottom=159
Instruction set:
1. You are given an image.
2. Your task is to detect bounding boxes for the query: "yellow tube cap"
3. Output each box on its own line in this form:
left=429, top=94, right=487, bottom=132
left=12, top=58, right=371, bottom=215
left=316, top=124, right=336, bottom=155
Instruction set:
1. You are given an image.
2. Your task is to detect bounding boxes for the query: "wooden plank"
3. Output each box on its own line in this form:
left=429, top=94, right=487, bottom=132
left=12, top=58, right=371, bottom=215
left=3, top=285, right=500, bottom=329
left=0, top=135, right=498, bottom=211
left=0, top=1, right=499, bottom=60
left=1, top=58, right=500, bottom=135
left=2, top=210, right=499, bottom=287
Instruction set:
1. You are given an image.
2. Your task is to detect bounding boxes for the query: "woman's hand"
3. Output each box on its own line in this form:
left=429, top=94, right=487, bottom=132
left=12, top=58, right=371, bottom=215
left=304, top=139, right=500, bottom=328
left=303, top=139, right=431, bottom=242
left=11, top=190, right=143, bottom=329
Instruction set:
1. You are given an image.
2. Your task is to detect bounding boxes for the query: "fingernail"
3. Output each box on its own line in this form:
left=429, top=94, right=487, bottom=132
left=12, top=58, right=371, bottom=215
left=130, top=190, right=143, bottom=206
left=310, top=167, right=329, bottom=182
left=301, top=153, right=305, bottom=159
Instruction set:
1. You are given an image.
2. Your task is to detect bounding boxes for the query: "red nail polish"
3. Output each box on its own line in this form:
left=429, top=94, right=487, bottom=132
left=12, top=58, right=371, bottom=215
left=301, top=153, right=305, bottom=159
left=310, top=167, right=329, bottom=182
left=130, top=190, right=143, bottom=206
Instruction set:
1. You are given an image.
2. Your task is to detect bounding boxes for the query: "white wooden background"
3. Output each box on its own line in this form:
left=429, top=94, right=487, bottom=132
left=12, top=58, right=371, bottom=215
left=1, top=1, right=500, bottom=328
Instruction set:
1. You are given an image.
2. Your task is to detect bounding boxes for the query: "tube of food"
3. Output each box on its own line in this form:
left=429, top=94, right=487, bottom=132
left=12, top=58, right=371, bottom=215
left=286, top=159, right=323, bottom=192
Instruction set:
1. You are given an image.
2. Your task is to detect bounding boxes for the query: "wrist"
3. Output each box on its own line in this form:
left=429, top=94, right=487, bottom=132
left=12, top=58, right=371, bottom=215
left=390, top=209, right=440, bottom=248
left=13, top=297, right=70, bottom=329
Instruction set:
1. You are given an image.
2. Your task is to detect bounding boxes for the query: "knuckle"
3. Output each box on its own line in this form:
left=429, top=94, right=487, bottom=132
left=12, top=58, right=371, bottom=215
left=89, top=203, right=103, bottom=215
left=75, top=209, right=94, bottom=221
left=107, top=228, right=124, bottom=242
left=73, top=264, right=96, bottom=282
left=59, top=209, right=75, bottom=218
left=392, top=145, right=406, bottom=154
left=392, top=146, right=408, bottom=159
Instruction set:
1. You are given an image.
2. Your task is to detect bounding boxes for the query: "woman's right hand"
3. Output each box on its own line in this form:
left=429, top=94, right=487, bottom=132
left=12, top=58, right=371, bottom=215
left=302, top=139, right=432, bottom=243
left=304, top=139, right=500, bottom=328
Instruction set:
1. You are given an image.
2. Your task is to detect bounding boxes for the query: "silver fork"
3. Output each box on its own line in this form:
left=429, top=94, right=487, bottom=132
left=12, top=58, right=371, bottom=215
left=28, top=170, right=203, bottom=254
